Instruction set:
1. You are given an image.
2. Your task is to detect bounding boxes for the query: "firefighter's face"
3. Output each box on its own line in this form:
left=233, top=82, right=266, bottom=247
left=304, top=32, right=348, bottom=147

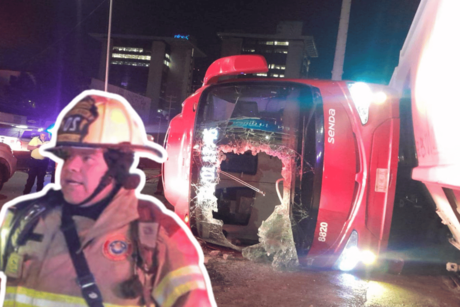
left=60, top=148, right=114, bottom=206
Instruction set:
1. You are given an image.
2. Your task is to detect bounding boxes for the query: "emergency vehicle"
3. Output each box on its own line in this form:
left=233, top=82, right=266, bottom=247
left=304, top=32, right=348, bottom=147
left=163, top=55, right=400, bottom=270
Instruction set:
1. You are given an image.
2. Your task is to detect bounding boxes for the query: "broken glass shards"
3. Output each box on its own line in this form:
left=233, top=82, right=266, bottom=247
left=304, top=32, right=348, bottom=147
left=242, top=205, right=299, bottom=269
left=219, top=140, right=299, bottom=269
left=191, top=128, right=243, bottom=250
left=190, top=82, right=322, bottom=269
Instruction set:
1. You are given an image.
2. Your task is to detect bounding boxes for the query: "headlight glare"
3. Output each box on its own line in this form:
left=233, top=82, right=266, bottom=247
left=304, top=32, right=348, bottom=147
left=334, top=230, right=359, bottom=271
left=348, top=82, right=372, bottom=125
left=373, top=92, right=387, bottom=104
left=361, top=250, right=376, bottom=265
left=334, top=231, right=377, bottom=271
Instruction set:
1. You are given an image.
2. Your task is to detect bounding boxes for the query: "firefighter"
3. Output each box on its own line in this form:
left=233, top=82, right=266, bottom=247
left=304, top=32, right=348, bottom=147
left=0, top=90, right=215, bottom=307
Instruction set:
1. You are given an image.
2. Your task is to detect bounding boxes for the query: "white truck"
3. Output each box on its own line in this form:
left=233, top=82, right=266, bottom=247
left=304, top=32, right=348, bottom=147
left=390, top=0, right=460, bottom=271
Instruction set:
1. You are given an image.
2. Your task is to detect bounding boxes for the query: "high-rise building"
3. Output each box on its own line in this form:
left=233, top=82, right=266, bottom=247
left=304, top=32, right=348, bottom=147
left=90, top=34, right=205, bottom=123
left=218, top=22, right=318, bottom=79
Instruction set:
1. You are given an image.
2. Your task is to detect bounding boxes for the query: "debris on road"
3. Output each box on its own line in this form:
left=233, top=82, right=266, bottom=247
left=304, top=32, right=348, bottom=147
left=209, top=250, right=221, bottom=257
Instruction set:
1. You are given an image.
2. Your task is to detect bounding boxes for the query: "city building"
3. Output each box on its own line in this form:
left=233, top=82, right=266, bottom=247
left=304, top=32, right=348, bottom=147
left=90, top=34, right=206, bottom=123
left=218, top=21, right=318, bottom=79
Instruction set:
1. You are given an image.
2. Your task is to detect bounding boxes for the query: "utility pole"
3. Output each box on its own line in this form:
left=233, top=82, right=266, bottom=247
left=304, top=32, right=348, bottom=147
left=331, top=0, right=352, bottom=81
left=166, top=95, right=177, bottom=121
left=156, top=111, right=162, bottom=142
left=104, top=0, right=113, bottom=91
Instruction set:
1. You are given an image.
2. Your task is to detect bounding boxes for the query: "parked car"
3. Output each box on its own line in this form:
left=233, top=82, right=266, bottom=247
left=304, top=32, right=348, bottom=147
left=163, top=55, right=400, bottom=271
left=0, top=124, right=24, bottom=152
left=0, top=143, right=17, bottom=191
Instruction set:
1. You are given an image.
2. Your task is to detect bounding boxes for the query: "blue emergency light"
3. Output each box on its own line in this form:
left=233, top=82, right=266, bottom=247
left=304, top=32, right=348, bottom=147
left=46, top=123, right=55, bottom=134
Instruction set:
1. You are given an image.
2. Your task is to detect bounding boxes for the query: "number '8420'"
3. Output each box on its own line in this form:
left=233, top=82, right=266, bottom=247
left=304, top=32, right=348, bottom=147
left=318, top=222, right=328, bottom=242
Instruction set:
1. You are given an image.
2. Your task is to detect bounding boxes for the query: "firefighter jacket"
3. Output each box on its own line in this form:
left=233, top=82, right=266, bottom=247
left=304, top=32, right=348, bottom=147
left=0, top=188, right=213, bottom=307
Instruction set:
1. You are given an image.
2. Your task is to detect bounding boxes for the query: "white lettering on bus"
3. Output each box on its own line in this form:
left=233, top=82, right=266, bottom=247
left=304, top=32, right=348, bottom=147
left=197, top=128, right=219, bottom=211
left=318, top=222, right=328, bottom=242
left=328, top=109, right=335, bottom=144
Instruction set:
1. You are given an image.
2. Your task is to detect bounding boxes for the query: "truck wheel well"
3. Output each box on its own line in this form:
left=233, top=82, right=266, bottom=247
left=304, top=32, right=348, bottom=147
left=0, top=158, right=10, bottom=182
left=399, top=83, right=418, bottom=170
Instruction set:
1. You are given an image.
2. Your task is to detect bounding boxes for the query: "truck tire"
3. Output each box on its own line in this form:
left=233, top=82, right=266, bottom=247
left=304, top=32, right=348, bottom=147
left=0, top=163, right=7, bottom=191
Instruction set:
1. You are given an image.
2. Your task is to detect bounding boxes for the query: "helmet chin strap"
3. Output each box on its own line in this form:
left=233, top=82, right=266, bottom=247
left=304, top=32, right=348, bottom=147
left=71, top=149, right=138, bottom=207
left=74, top=173, right=118, bottom=207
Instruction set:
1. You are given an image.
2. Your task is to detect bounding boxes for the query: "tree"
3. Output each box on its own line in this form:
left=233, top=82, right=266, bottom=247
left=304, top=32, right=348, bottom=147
left=1, top=72, right=39, bottom=116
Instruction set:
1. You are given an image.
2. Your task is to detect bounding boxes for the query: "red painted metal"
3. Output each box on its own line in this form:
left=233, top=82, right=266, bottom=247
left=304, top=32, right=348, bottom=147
left=162, top=89, right=204, bottom=226
left=299, top=80, right=400, bottom=268
left=163, top=55, right=400, bottom=267
left=203, top=55, right=268, bottom=86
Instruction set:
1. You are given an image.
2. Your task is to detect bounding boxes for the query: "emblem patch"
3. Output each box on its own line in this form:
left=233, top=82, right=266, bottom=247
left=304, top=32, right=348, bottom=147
left=58, top=96, right=99, bottom=143
left=102, top=235, right=132, bottom=261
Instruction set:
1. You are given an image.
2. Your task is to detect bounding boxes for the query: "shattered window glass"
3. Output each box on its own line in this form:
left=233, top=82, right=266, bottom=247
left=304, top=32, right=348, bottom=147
left=190, top=82, right=324, bottom=268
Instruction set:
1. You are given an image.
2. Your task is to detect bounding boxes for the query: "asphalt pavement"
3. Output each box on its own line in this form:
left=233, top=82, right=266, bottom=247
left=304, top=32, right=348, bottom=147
left=0, top=170, right=47, bottom=207
left=2, top=169, right=460, bottom=306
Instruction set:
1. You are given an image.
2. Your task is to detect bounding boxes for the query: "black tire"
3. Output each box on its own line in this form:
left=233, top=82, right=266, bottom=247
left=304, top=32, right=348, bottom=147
left=0, top=168, right=4, bottom=191
left=0, top=162, right=9, bottom=192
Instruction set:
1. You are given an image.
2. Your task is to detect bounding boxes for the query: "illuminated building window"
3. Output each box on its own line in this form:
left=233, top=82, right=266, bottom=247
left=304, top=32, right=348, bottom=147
left=242, top=48, right=256, bottom=53
left=274, top=41, right=289, bottom=46
left=258, top=41, right=274, bottom=45
left=111, top=60, right=149, bottom=67
left=269, top=64, right=275, bottom=69
left=275, top=65, right=286, bottom=70
left=164, top=54, right=171, bottom=67
left=256, top=73, right=267, bottom=77
left=113, top=47, right=144, bottom=53
left=280, top=74, right=285, bottom=78
left=274, top=49, right=288, bottom=54
left=112, top=53, right=151, bottom=61
left=270, top=73, right=279, bottom=77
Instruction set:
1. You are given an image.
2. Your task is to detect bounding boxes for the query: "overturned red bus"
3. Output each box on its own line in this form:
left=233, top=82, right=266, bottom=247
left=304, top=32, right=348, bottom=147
left=163, top=55, right=399, bottom=270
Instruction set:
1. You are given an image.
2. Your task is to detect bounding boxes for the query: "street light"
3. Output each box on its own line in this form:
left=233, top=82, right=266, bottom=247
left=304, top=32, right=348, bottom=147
left=104, top=0, right=113, bottom=92
left=331, top=0, right=352, bottom=81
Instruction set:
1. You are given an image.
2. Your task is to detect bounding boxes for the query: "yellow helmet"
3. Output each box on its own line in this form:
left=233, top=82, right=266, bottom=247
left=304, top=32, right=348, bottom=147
left=43, top=90, right=167, bottom=163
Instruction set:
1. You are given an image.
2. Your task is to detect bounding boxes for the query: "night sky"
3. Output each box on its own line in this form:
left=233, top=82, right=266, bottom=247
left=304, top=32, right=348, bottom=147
left=0, top=0, right=420, bottom=114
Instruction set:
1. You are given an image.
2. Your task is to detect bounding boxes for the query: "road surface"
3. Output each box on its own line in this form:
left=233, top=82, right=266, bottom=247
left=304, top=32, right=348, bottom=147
left=1, top=170, right=460, bottom=306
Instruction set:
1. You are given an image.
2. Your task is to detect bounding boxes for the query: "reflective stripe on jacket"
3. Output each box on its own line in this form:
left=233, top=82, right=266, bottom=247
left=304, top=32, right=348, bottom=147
left=1, top=188, right=213, bottom=307
left=4, top=286, right=139, bottom=307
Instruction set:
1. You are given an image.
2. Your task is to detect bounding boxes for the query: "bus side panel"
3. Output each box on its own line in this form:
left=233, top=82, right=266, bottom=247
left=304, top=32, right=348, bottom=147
left=163, top=93, right=200, bottom=223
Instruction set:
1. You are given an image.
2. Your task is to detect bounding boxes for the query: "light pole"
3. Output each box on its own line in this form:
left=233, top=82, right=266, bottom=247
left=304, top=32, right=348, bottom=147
left=104, top=0, right=113, bottom=91
left=331, top=0, right=352, bottom=81
left=156, top=110, right=163, bottom=142
left=166, top=95, right=176, bottom=121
